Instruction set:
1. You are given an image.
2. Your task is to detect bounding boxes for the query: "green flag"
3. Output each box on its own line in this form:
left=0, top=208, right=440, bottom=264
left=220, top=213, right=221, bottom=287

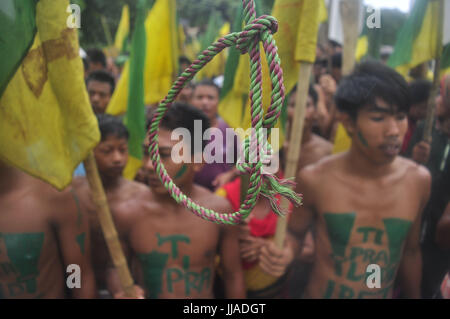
left=0, top=0, right=37, bottom=96
left=388, top=0, right=449, bottom=77
left=123, top=0, right=148, bottom=179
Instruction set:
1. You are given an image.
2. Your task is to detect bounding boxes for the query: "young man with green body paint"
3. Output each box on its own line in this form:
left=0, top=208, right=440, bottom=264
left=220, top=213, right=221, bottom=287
left=74, top=114, right=146, bottom=298
left=287, top=62, right=431, bottom=299
left=106, top=103, right=246, bottom=299
left=0, top=161, right=97, bottom=298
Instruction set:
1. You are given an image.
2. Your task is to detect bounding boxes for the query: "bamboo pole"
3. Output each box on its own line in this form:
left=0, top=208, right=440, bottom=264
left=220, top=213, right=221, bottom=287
left=83, top=152, right=136, bottom=298
left=423, top=0, right=444, bottom=143
left=273, top=0, right=363, bottom=248
left=274, top=63, right=313, bottom=248
left=340, top=0, right=362, bottom=76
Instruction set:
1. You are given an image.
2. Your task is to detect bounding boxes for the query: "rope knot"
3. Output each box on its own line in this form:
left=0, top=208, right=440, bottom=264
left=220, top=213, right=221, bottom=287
left=236, top=15, right=278, bottom=54
left=236, top=135, right=273, bottom=174
left=235, top=135, right=302, bottom=216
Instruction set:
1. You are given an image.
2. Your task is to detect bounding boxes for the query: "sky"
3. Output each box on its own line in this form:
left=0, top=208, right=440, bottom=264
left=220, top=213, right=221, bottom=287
left=364, top=0, right=410, bottom=13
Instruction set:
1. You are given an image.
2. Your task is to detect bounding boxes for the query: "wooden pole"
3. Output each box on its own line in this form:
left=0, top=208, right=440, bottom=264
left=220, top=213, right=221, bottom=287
left=274, top=63, right=313, bottom=248
left=83, top=152, right=136, bottom=298
left=340, top=0, right=362, bottom=76
left=423, top=0, right=444, bottom=143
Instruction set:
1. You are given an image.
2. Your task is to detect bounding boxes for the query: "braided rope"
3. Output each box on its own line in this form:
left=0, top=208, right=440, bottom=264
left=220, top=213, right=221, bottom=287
left=148, top=0, right=301, bottom=224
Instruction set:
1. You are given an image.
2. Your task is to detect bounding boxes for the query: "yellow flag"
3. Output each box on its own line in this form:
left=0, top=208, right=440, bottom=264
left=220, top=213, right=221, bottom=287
left=114, top=5, right=130, bottom=53
left=184, top=37, right=201, bottom=62
left=332, top=123, right=352, bottom=154
left=107, top=0, right=178, bottom=115
left=0, top=0, right=100, bottom=190
left=388, top=0, right=442, bottom=77
left=197, top=23, right=230, bottom=80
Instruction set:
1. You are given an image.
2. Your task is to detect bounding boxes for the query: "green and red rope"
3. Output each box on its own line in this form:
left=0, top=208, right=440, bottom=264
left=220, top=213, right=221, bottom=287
left=148, top=0, right=301, bottom=224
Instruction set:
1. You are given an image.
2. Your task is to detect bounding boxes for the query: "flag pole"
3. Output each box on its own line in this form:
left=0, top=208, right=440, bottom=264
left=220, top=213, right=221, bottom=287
left=83, top=152, right=136, bottom=298
left=340, top=0, right=361, bottom=76
left=423, top=0, right=444, bottom=143
left=274, top=0, right=362, bottom=248
left=274, top=63, right=313, bottom=248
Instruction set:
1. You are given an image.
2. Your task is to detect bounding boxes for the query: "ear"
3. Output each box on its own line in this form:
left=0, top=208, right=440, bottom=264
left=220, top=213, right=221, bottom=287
left=339, top=112, right=356, bottom=137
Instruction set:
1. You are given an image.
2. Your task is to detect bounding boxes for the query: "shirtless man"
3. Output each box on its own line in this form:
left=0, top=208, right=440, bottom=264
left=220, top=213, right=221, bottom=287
left=74, top=114, right=148, bottom=298
left=226, top=85, right=333, bottom=297
left=108, top=103, right=246, bottom=298
left=288, top=61, right=431, bottom=299
left=0, top=161, right=96, bottom=298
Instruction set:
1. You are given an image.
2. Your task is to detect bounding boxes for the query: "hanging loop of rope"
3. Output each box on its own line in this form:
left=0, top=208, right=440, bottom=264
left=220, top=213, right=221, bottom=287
left=148, top=0, right=302, bottom=224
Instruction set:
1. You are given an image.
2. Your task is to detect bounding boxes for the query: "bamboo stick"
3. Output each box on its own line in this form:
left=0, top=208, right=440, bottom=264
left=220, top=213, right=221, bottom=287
left=423, top=0, right=444, bottom=143
left=83, top=152, right=136, bottom=298
left=274, top=63, right=313, bottom=248
left=340, top=0, right=362, bottom=76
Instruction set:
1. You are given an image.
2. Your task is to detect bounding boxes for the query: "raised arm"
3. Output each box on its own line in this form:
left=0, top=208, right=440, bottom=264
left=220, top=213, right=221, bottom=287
left=436, top=201, right=450, bottom=249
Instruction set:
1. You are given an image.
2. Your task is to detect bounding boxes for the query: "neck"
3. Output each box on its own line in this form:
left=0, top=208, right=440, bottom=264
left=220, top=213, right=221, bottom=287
left=210, top=116, right=218, bottom=128
left=100, top=173, right=123, bottom=191
left=345, top=144, right=395, bottom=178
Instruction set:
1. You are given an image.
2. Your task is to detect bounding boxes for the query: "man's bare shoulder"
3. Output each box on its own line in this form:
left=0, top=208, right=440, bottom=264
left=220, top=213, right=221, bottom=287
left=396, top=156, right=431, bottom=190
left=26, top=178, right=84, bottom=223
left=311, top=134, right=333, bottom=153
left=194, top=185, right=233, bottom=214
left=120, top=179, right=152, bottom=200
left=114, top=180, right=158, bottom=215
left=297, top=153, right=345, bottom=184
left=71, top=176, right=90, bottom=198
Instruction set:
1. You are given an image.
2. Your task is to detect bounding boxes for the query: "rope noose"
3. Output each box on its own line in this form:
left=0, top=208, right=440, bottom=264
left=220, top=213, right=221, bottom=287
left=148, top=0, right=302, bottom=224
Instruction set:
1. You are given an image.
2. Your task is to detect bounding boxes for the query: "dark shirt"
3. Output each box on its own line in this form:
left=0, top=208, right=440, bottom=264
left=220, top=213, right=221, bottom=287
left=194, top=118, right=238, bottom=191
left=406, top=120, right=450, bottom=298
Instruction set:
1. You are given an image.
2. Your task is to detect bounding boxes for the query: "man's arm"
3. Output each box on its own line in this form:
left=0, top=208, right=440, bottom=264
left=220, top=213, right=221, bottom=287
left=257, top=166, right=317, bottom=278
left=398, top=168, right=431, bottom=298
left=436, top=201, right=450, bottom=249
left=220, top=223, right=246, bottom=298
left=52, top=187, right=97, bottom=298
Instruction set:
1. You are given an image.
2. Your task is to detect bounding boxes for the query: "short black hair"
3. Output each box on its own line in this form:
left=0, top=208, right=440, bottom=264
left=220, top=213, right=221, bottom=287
left=97, top=114, right=129, bottom=141
left=179, top=56, right=191, bottom=66
left=331, top=53, right=342, bottom=69
left=147, top=102, right=211, bottom=154
left=86, top=48, right=107, bottom=68
left=335, top=61, right=410, bottom=120
left=194, top=79, right=220, bottom=97
left=409, top=79, right=432, bottom=105
left=86, top=70, right=115, bottom=94
left=82, top=56, right=90, bottom=72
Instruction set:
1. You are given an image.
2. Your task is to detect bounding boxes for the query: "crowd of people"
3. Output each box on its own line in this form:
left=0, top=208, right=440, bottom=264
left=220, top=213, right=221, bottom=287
left=1, top=38, right=449, bottom=299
